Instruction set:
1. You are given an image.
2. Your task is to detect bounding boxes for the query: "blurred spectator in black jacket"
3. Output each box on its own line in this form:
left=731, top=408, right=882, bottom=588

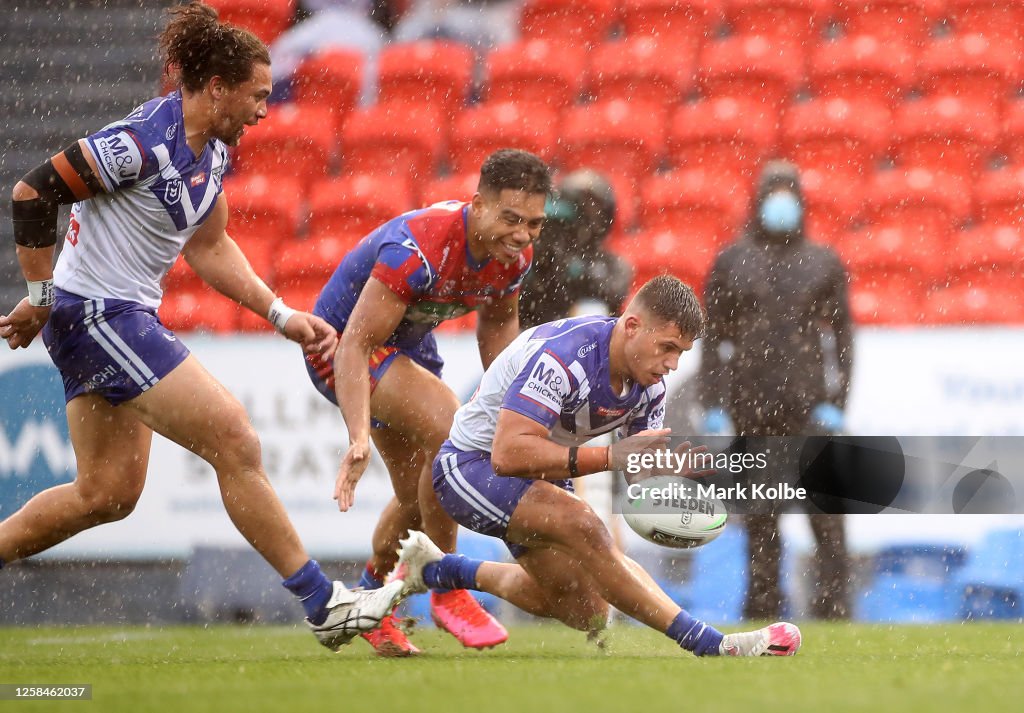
left=698, top=160, right=854, bottom=620
left=519, top=169, right=633, bottom=328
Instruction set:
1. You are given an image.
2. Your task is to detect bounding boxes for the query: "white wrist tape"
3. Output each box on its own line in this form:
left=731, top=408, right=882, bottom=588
left=27, top=279, right=55, bottom=307
left=267, top=297, right=297, bottom=334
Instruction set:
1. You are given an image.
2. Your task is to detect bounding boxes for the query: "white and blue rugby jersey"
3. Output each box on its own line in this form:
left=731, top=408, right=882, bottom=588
left=54, top=91, right=229, bottom=308
left=449, top=316, right=667, bottom=452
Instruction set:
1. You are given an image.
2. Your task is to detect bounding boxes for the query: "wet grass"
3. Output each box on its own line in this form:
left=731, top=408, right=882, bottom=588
left=1, top=622, right=1020, bottom=712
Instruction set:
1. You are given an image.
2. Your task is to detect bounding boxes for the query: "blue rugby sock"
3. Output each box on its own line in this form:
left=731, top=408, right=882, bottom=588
left=666, top=610, right=724, bottom=656
left=282, top=559, right=334, bottom=626
left=422, top=554, right=482, bottom=591
left=358, top=562, right=384, bottom=590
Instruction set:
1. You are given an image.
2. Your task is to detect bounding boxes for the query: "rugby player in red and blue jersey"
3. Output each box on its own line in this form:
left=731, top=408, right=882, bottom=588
left=305, top=149, right=551, bottom=655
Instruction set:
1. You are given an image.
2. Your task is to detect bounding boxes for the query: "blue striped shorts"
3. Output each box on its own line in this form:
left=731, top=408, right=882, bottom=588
left=42, top=289, right=190, bottom=405
left=432, top=440, right=574, bottom=559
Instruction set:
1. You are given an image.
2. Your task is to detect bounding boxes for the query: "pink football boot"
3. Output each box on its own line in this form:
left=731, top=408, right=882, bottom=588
left=720, top=622, right=802, bottom=656
left=431, top=590, right=509, bottom=650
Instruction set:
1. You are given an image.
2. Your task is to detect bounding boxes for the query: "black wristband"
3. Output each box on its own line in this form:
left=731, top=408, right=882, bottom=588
left=568, top=446, right=579, bottom=478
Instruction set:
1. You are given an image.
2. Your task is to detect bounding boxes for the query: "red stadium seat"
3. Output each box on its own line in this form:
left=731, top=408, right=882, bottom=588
left=274, top=234, right=360, bottom=288
left=925, top=283, right=1024, bottom=324
left=891, top=95, right=1001, bottom=179
left=422, top=173, right=480, bottom=205
left=851, top=170, right=971, bottom=286
left=587, top=38, right=695, bottom=113
left=865, top=167, right=973, bottom=247
left=341, top=104, right=445, bottom=185
left=159, top=288, right=239, bottom=333
left=848, top=278, right=926, bottom=325
left=165, top=256, right=202, bottom=290
left=619, top=0, right=722, bottom=53
left=974, top=165, right=1024, bottom=224
left=919, top=35, right=1022, bottom=108
left=378, top=41, right=475, bottom=117
left=723, top=0, right=831, bottom=49
left=668, top=96, right=778, bottom=180
left=799, top=169, right=867, bottom=245
left=946, top=0, right=1024, bottom=48
left=291, top=49, right=364, bottom=128
left=221, top=173, right=304, bottom=243
left=307, top=174, right=413, bottom=239
left=809, top=35, right=917, bottom=110
left=697, top=35, right=805, bottom=113
left=560, top=99, right=668, bottom=182
left=206, top=0, right=296, bottom=45
left=519, top=0, right=618, bottom=49
left=832, top=0, right=944, bottom=47
left=840, top=225, right=946, bottom=291
left=782, top=97, right=892, bottom=183
left=230, top=104, right=336, bottom=187
left=450, top=103, right=558, bottom=175
left=276, top=281, right=323, bottom=312
left=484, top=40, right=587, bottom=115
left=639, top=169, right=750, bottom=245
left=1002, top=100, right=1024, bottom=164
left=947, top=223, right=1024, bottom=280
left=612, top=228, right=718, bottom=290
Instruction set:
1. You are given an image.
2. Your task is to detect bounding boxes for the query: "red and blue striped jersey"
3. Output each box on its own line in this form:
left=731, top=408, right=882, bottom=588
left=314, top=201, right=532, bottom=349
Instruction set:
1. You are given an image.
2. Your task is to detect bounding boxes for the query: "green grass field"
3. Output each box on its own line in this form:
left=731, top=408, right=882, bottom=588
left=2, top=623, right=1020, bottom=712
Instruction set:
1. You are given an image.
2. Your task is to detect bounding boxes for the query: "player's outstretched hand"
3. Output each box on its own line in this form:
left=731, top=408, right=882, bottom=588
left=0, top=298, right=50, bottom=349
left=609, top=428, right=672, bottom=472
left=669, top=440, right=715, bottom=478
left=282, top=312, right=338, bottom=356
left=334, top=440, right=371, bottom=512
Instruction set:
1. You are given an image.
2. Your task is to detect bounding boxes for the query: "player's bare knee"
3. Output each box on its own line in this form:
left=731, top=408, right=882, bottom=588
left=208, top=418, right=263, bottom=473
left=561, top=505, right=614, bottom=555
left=77, top=481, right=142, bottom=523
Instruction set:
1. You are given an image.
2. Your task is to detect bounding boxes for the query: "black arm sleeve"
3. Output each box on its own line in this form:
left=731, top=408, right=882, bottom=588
left=13, top=142, right=101, bottom=248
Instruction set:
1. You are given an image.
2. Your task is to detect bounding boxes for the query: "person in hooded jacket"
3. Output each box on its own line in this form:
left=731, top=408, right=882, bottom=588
left=519, top=169, right=633, bottom=329
left=698, top=160, right=853, bottom=620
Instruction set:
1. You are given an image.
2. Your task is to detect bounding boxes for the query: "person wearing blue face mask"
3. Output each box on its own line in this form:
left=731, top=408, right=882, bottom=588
left=697, top=160, right=854, bottom=621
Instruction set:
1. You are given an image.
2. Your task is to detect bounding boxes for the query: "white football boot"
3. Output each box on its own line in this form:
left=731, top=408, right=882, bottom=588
left=386, top=530, right=445, bottom=596
left=308, top=580, right=406, bottom=652
left=720, top=622, right=802, bottom=656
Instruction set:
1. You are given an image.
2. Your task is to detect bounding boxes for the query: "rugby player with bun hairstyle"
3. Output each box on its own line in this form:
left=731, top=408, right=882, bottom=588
left=0, top=1, right=405, bottom=652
